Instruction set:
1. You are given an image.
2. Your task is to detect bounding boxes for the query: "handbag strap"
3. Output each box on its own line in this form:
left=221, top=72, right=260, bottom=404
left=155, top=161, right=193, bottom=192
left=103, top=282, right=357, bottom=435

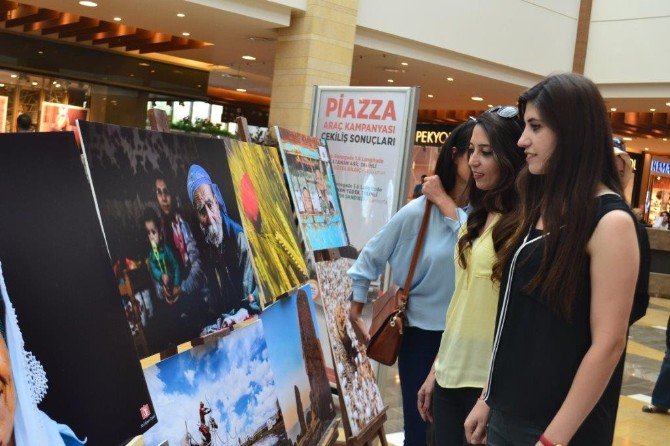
left=399, top=200, right=433, bottom=304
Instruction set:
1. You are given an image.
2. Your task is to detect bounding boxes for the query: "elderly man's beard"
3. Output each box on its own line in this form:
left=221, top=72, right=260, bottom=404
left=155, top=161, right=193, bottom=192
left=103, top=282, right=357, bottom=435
left=202, top=220, right=224, bottom=248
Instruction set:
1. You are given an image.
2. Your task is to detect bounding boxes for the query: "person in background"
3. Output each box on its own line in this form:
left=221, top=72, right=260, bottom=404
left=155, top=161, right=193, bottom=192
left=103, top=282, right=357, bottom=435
left=413, top=174, right=428, bottom=198
left=653, top=211, right=669, bottom=229
left=467, top=73, right=639, bottom=446
left=642, top=314, right=670, bottom=414
left=417, top=106, right=524, bottom=445
left=612, top=137, right=633, bottom=195
left=347, top=120, right=474, bottom=446
left=16, top=114, right=32, bottom=132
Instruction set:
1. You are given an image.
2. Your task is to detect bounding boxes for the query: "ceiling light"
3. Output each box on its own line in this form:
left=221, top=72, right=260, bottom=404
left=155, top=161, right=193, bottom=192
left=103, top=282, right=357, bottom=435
left=182, top=32, right=190, bottom=36
left=242, top=55, right=256, bottom=60
left=138, top=62, right=150, bottom=67
left=236, top=88, right=247, bottom=92
left=644, top=147, right=649, bottom=151
left=31, top=81, right=38, bottom=86
left=471, top=96, right=484, bottom=101
left=650, top=108, right=656, bottom=112
left=666, top=102, right=670, bottom=106
left=55, top=84, right=61, bottom=88
left=387, top=79, right=394, bottom=83
left=0, top=84, right=4, bottom=88
left=113, top=17, right=122, bottom=22
left=401, top=62, right=408, bottom=66
left=37, top=50, right=43, bottom=55
left=447, top=77, right=454, bottom=82
left=487, top=104, right=493, bottom=108
left=10, top=74, right=17, bottom=78
left=663, top=138, right=668, bottom=141
left=610, top=107, right=617, bottom=112
left=177, top=13, right=185, bottom=17
left=78, top=1, right=98, bottom=7
left=427, top=94, right=434, bottom=98
left=622, top=137, right=632, bottom=141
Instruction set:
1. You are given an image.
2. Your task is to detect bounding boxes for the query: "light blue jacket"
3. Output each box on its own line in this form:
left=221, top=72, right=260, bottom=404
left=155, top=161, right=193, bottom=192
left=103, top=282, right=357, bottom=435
left=347, top=195, right=466, bottom=331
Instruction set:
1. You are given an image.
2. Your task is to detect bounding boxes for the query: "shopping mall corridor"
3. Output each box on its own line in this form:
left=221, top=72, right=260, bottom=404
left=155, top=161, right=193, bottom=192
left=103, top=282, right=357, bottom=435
left=378, top=297, right=670, bottom=446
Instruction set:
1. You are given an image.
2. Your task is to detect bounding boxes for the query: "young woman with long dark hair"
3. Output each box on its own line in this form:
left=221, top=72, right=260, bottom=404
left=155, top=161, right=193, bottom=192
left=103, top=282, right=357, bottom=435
left=465, top=73, right=639, bottom=446
left=416, top=107, right=525, bottom=445
left=347, top=120, right=474, bottom=446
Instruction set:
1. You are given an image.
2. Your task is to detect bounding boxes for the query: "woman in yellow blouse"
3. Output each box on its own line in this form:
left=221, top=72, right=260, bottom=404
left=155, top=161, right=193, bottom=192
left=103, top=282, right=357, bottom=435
left=417, top=106, right=525, bottom=444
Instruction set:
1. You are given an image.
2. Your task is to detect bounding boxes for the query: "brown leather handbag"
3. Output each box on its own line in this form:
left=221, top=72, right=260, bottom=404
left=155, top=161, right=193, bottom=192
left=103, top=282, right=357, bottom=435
left=366, top=201, right=432, bottom=366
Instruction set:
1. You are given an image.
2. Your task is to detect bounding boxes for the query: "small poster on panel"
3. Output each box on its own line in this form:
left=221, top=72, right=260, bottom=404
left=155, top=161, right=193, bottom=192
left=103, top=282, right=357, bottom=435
left=225, top=139, right=309, bottom=305
left=79, top=122, right=260, bottom=358
left=275, top=127, right=348, bottom=252
left=0, top=132, right=156, bottom=446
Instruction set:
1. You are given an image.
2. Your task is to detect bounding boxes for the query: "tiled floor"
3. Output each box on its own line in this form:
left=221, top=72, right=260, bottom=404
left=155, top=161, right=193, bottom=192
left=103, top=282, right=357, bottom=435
left=378, top=297, right=670, bottom=445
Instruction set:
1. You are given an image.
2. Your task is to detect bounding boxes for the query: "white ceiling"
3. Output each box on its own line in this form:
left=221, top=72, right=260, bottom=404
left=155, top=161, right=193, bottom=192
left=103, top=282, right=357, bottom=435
left=7, top=1, right=670, bottom=155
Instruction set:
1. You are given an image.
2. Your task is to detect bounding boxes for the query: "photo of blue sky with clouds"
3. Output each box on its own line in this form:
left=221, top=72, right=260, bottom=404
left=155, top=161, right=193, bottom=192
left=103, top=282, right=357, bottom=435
left=260, top=285, right=322, bottom=442
left=143, top=321, right=282, bottom=445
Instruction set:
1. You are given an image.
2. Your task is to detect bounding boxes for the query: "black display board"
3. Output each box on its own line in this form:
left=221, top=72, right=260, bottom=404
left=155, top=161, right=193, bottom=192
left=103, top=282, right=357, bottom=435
left=0, top=132, right=157, bottom=445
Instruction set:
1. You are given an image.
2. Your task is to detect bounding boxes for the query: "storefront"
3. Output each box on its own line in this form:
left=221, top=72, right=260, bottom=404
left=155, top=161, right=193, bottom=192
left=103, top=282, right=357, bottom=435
left=0, top=31, right=210, bottom=132
left=646, top=156, right=670, bottom=225
left=405, top=123, right=456, bottom=201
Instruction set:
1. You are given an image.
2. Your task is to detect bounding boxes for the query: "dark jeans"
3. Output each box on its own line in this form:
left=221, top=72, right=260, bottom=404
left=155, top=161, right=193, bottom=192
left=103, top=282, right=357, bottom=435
left=652, top=348, right=670, bottom=408
left=487, top=409, right=543, bottom=446
left=432, top=384, right=481, bottom=445
left=397, top=326, right=442, bottom=446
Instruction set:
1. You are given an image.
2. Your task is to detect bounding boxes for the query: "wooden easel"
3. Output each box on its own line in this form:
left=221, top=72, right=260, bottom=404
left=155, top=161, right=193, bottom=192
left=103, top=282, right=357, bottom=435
left=313, top=249, right=388, bottom=446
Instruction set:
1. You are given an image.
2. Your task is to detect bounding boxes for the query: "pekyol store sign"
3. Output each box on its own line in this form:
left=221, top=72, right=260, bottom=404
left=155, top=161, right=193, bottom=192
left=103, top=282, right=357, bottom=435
left=651, top=158, right=670, bottom=176
left=414, top=124, right=456, bottom=147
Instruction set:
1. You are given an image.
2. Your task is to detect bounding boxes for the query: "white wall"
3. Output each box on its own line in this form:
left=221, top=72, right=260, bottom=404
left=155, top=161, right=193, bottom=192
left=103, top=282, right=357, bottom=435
left=356, top=0, right=580, bottom=76
left=586, top=0, right=670, bottom=83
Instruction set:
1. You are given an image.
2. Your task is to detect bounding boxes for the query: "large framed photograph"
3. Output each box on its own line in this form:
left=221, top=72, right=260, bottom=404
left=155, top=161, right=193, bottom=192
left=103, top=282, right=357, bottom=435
left=315, top=258, right=384, bottom=435
left=79, top=122, right=260, bottom=358
left=143, top=321, right=291, bottom=446
left=260, top=284, right=336, bottom=445
left=225, top=139, right=309, bottom=305
left=0, top=132, right=156, bottom=446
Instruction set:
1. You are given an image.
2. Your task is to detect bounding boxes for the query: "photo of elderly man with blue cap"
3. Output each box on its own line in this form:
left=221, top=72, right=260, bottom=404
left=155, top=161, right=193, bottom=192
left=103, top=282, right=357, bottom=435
left=187, top=164, right=260, bottom=323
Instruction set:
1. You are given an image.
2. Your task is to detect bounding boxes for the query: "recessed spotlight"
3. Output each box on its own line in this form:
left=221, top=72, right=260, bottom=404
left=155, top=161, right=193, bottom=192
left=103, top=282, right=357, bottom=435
left=37, top=50, right=43, bottom=55
left=487, top=104, right=493, bottom=108
left=664, top=138, right=668, bottom=142
left=622, top=137, right=632, bottom=141
left=610, top=107, right=617, bottom=112
left=447, top=77, right=454, bottom=82
left=55, top=84, right=61, bottom=88
left=236, top=88, right=247, bottom=92
left=0, top=84, right=4, bottom=88
left=666, top=102, right=670, bottom=106
left=427, top=94, right=434, bottom=98
left=10, top=74, right=17, bottom=78
left=113, top=17, right=122, bottom=22
left=138, top=62, right=150, bottom=67
left=31, top=81, right=38, bottom=86
left=644, top=147, right=649, bottom=151
left=401, top=62, right=408, bottom=66
left=78, top=1, right=98, bottom=7
left=182, top=32, right=190, bottom=36
left=650, top=108, right=656, bottom=112
left=150, top=70, right=155, bottom=73
left=177, top=13, right=185, bottom=18
left=242, top=55, right=256, bottom=60
left=387, top=79, right=394, bottom=83
left=130, top=73, right=135, bottom=77
left=471, top=96, right=484, bottom=101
